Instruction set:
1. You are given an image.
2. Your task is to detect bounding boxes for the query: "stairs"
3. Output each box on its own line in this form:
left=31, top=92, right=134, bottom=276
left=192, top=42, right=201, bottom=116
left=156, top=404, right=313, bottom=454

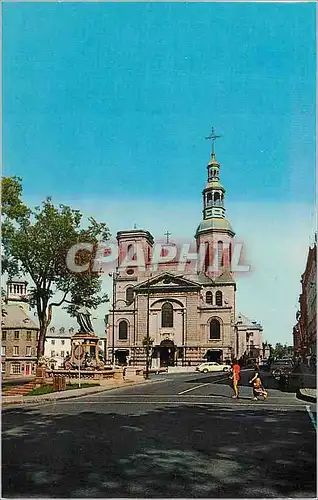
left=3, top=382, right=35, bottom=396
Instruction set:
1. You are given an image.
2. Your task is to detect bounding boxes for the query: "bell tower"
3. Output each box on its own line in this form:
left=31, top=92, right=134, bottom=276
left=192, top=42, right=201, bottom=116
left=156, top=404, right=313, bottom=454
left=195, top=129, right=235, bottom=275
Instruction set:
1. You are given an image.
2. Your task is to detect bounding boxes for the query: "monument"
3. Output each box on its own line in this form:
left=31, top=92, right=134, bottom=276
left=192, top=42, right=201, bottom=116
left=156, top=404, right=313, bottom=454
left=65, top=306, right=105, bottom=370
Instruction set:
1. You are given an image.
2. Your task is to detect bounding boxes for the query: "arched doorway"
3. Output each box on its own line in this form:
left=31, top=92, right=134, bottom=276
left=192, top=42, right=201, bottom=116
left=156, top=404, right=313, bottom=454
left=205, top=349, right=222, bottom=363
left=115, top=349, right=129, bottom=366
left=157, top=339, right=176, bottom=367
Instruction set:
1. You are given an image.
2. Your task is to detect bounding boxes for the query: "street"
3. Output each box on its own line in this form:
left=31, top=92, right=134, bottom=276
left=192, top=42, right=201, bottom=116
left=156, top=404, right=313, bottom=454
left=2, top=370, right=316, bottom=498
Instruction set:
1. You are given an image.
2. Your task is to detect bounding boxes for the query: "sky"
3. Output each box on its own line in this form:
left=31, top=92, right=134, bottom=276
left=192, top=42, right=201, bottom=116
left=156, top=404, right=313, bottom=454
left=3, top=2, right=316, bottom=345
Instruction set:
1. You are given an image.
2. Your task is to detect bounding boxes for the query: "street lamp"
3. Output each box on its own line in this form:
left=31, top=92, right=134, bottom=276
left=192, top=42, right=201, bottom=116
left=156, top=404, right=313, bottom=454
left=73, top=340, right=84, bottom=388
left=145, top=278, right=151, bottom=379
left=109, top=270, right=120, bottom=365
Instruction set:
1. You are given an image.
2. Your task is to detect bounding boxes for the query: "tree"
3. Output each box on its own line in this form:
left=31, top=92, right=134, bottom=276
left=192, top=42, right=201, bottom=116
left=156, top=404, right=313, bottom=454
left=2, top=176, right=110, bottom=359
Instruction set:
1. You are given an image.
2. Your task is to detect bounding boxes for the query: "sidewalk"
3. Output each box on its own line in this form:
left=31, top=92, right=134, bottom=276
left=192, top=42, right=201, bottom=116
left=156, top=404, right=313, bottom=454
left=2, top=376, right=147, bottom=409
left=297, top=388, right=317, bottom=404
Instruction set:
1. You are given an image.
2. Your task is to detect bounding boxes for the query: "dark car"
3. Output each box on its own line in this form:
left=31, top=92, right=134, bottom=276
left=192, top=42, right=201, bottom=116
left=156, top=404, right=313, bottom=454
left=270, top=359, right=294, bottom=381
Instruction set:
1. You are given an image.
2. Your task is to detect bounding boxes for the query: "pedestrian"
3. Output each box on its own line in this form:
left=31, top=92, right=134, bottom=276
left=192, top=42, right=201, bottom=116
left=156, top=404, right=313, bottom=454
left=249, top=364, right=268, bottom=401
left=230, top=359, right=241, bottom=399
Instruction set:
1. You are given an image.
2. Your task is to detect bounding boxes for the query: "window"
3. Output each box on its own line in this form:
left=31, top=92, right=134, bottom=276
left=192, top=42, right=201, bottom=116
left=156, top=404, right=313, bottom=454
left=51, top=339, right=55, bottom=345
left=61, top=340, right=65, bottom=346
left=126, top=287, right=134, bottom=304
left=217, top=241, right=223, bottom=268
left=99, top=341, right=103, bottom=346
left=61, top=351, right=65, bottom=358
left=206, top=291, right=213, bottom=305
left=13, top=346, right=19, bottom=356
left=127, top=244, right=137, bottom=261
left=1, top=346, right=6, bottom=356
left=161, top=303, right=173, bottom=328
left=118, top=321, right=128, bottom=340
left=11, top=363, right=21, bottom=375
left=1, top=363, right=5, bottom=373
left=215, top=291, right=223, bottom=306
left=214, top=192, right=220, bottom=202
left=26, top=331, right=32, bottom=341
left=209, top=319, right=221, bottom=340
left=14, top=331, right=19, bottom=340
left=51, top=350, right=55, bottom=357
left=2, top=331, right=7, bottom=341
left=26, top=346, right=32, bottom=356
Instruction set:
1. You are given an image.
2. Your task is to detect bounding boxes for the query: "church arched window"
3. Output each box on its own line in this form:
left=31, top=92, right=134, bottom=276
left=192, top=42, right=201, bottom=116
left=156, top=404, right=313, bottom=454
left=205, top=242, right=210, bottom=272
left=161, top=303, right=173, bottom=328
left=206, top=291, right=212, bottom=304
left=126, top=287, right=134, bottom=304
left=209, top=319, right=221, bottom=340
left=207, top=192, right=212, bottom=204
left=215, top=291, right=223, bottom=306
left=214, top=192, right=220, bottom=202
left=118, top=320, right=128, bottom=340
left=127, top=244, right=137, bottom=261
left=217, top=240, right=223, bottom=268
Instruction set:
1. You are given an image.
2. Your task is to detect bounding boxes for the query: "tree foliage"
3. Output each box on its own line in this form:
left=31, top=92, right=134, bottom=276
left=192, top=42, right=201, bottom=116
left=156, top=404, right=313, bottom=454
left=2, top=176, right=110, bottom=358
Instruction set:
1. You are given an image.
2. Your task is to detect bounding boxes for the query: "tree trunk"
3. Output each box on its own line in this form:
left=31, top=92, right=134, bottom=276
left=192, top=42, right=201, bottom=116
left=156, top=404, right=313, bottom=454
left=37, top=313, right=48, bottom=359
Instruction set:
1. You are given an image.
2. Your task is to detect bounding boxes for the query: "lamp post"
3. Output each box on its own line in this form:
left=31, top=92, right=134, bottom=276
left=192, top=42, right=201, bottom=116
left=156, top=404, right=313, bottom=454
left=145, top=278, right=150, bottom=379
left=109, top=270, right=120, bottom=365
left=73, top=340, right=83, bottom=388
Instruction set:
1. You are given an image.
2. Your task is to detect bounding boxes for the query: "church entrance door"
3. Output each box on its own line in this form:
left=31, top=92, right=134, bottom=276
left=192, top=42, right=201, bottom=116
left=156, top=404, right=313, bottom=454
left=205, top=349, right=222, bottom=363
left=115, top=349, right=129, bottom=366
left=159, top=340, right=176, bottom=367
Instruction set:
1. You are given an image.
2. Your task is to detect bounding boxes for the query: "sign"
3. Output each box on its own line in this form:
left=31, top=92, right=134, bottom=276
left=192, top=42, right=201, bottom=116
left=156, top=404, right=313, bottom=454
left=73, top=344, right=85, bottom=360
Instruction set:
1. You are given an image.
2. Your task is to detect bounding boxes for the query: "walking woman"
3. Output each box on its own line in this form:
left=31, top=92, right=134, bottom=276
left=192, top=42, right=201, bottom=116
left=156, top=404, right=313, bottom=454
left=230, top=359, right=241, bottom=399
left=249, top=363, right=268, bottom=401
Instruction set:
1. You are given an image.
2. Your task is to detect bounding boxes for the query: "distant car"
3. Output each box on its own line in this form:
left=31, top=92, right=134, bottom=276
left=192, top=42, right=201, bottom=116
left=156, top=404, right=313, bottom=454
left=196, top=362, right=231, bottom=373
left=270, top=359, right=294, bottom=380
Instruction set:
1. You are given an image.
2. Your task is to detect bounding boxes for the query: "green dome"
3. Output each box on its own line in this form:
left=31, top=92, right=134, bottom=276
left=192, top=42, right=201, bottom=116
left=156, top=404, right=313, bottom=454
left=195, top=217, right=235, bottom=237
left=203, top=180, right=225, bottom=192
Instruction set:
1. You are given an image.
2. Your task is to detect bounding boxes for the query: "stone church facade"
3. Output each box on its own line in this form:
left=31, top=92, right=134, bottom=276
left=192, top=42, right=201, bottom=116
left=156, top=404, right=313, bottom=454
left=108, top=148, right=239, bottom=367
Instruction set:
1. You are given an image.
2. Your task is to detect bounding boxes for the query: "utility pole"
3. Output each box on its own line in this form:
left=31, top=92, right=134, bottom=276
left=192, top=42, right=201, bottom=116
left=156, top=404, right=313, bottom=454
left=145, top=279, right=150, bottom=379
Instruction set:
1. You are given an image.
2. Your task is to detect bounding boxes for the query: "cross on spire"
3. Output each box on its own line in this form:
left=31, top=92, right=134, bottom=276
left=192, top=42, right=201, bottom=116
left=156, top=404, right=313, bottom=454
left=205, top=127, right=222, bottom=154
left=164, top=231, right=171, bottom=244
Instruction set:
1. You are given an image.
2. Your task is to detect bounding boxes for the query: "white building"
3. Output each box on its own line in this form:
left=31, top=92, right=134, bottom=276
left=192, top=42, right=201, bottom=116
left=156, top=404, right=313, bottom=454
left=44, top=327, right=73, bottom=368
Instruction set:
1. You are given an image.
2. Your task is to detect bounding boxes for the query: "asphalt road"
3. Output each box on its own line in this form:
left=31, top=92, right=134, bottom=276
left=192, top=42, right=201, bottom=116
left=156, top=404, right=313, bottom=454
left=2, top=369, right=316, bottom=498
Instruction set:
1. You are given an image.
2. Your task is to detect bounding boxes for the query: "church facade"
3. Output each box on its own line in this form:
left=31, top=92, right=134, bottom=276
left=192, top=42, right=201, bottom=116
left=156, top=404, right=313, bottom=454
left=108, top=147, right=242, bottom=367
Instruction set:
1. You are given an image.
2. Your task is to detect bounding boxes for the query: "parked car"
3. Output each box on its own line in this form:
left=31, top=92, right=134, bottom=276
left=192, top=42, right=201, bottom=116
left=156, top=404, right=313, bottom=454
left=196, top=362, right=231, bottom=373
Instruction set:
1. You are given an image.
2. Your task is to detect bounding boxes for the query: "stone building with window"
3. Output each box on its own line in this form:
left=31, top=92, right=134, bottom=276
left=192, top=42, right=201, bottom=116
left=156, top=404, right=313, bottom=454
left=108, top=148, right=243, bottom=367
left=1, top=280, right=38, bottom=377
left=235, top=313, right=265, bottom=361
left=44, top=327, right=74, bottom=369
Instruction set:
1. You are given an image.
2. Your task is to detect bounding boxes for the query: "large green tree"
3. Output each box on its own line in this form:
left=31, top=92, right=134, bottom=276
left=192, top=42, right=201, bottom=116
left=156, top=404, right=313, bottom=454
left=2, top=176, right=110, bottom=358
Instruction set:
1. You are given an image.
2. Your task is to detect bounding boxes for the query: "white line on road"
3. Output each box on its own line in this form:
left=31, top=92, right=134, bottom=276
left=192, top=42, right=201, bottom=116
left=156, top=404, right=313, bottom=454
left=305, top=405, right=317, bottom=429
left=178, top=383, right=210, bottom=395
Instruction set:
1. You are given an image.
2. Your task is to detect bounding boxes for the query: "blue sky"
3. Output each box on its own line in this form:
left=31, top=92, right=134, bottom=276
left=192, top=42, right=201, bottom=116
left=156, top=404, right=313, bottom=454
left=3, top=3, right=316, bottom=345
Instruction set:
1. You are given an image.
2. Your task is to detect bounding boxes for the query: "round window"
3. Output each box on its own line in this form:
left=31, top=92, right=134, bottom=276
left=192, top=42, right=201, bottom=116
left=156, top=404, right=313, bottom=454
left=126, top=269, right=134, bottom=275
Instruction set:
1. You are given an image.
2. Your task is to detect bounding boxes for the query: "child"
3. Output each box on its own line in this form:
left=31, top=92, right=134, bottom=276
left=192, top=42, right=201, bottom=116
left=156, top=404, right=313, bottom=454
left=249, top=365, right=268, bottom=401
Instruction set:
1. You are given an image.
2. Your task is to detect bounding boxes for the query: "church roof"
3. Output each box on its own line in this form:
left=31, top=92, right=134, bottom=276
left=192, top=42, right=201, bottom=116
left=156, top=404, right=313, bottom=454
left=236, top=312, right=262, bottom=329
left=214, top=271, right=235, bottom=284
left=2, top=304, right=39, bottom=329
left=134, top=272, right=201, bottom=291
left=195, top=217, right=235, bottom=237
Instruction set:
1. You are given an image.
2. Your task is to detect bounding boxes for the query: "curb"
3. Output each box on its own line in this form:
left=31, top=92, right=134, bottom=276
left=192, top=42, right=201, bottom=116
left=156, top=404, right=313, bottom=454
left=296, top=388, right=317, bottom=404
left=2, top=378, right=147, bottom=411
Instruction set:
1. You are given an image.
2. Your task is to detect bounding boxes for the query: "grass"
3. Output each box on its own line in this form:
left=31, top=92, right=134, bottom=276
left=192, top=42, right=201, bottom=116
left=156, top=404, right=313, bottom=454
left=26, top=383, right=100, bottom=396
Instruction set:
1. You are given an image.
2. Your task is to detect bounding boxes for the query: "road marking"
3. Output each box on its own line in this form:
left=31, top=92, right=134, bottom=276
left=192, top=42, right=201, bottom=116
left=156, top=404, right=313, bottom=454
left=178, top=383, right=210, bottom=395
left=305, top=405, right=317, bottom=429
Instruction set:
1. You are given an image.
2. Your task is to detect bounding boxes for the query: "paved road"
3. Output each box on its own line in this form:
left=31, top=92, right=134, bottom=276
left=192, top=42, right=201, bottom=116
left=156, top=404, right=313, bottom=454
left=2, top=370, right=316, bottom=498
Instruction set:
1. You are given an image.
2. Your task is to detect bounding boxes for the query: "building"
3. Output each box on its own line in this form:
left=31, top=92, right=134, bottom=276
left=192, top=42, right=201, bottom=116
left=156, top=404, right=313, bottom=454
left=44, top=327, right=74, bottom=368
left=1, top=280, right=38, bottom=377
left=293, top=241, right=317, bottom=356
left=108, top=147, right=238, bottom=367
left=235, top=313, right=265, bottom=360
